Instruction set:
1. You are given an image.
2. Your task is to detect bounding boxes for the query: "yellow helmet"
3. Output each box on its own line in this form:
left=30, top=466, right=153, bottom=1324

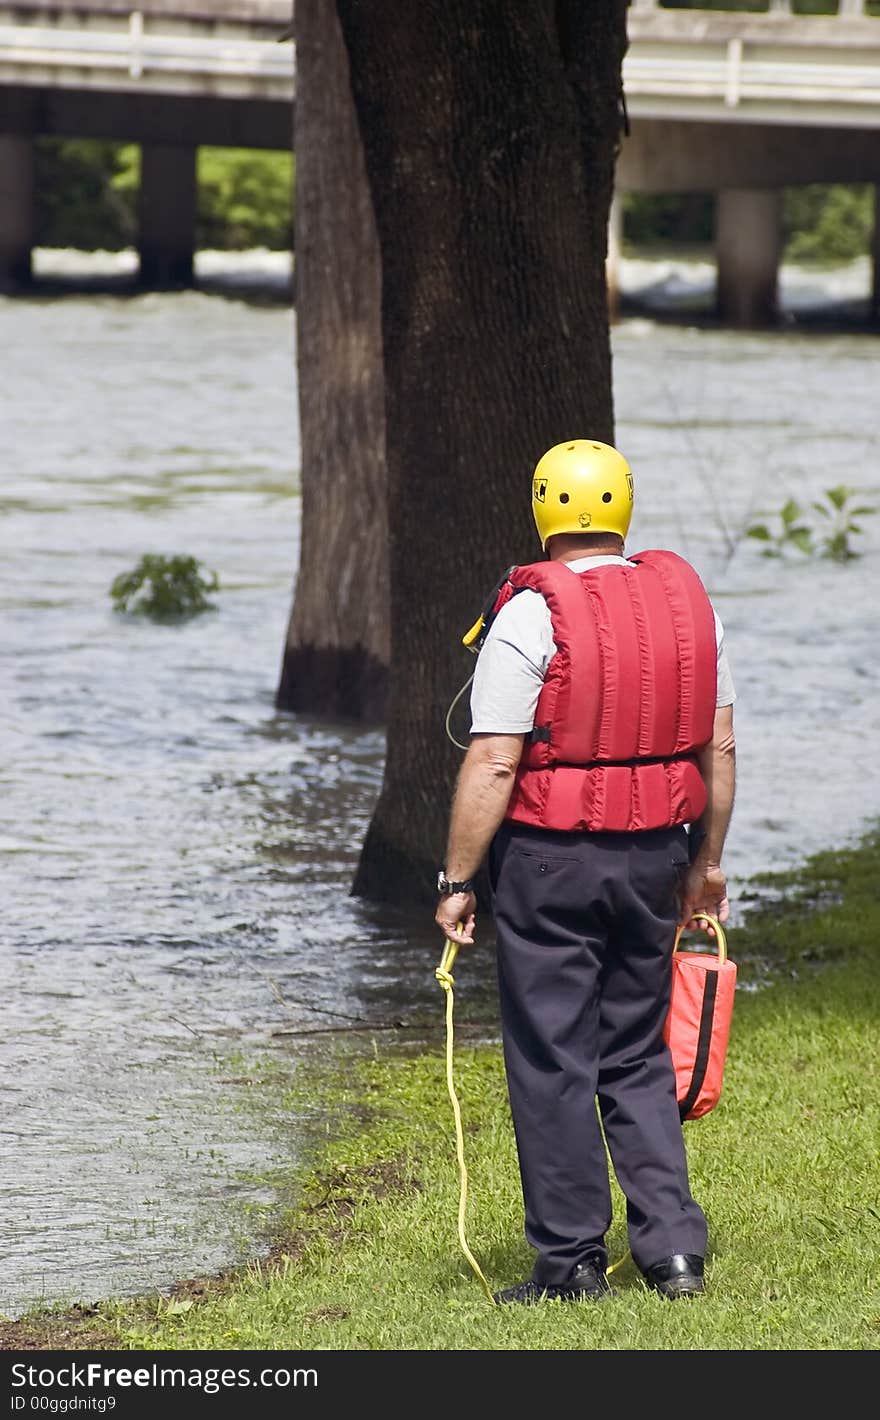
left=532, top=439, right=634, bottom=549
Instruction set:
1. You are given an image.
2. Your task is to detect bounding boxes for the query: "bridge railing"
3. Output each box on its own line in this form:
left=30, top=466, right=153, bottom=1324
left=0, top=0, right=292, bottom=19
left=624, top=0, right=880, bottom=122
left=0, top=10, right=294, bottom=87
left=629, top=1, right=877, bottom=13
left=625, top=45, right=880, bottom=111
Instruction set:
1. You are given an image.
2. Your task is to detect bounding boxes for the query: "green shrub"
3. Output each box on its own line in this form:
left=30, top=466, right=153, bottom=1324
left=622, top=183, right=873, bottom=265
left=111, top=554, right=220, bottom=621
left=35, top=139, right=137, bottom=250
left=197, top=148, right=294, bottom=250
left=622, top=192, right=714, bottom=248
left=34, top=140, right=294, bottom=252
left=783, top=185, right=873, bottom=263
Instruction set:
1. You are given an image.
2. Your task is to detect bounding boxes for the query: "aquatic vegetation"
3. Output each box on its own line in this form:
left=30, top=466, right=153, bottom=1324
left=110, top=553, right=220, bottom=620
left=810, top=484, right=877, bottom=564
left=746, top=485, right=875, bottom=563
left=746, top=496, right=814, bottom=559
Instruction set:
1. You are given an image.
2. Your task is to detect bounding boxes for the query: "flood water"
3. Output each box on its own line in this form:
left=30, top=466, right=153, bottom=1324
left=1, top=248, right=878, bottom=1320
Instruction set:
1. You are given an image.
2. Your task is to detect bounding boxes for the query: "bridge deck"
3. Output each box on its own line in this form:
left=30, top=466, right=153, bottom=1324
left=1, top=5, right=880, bottom=141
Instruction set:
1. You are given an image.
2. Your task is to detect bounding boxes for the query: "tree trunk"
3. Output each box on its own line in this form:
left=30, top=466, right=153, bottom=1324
left=276, top=0, right=389, bottom=722
left=338, top=0, right=629, bottom=902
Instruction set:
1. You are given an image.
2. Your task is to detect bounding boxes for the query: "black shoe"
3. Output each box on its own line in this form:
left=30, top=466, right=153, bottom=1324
left=641, top=1253, right=705, bottom=1299
left=493, top=1258, right=612, bottom=1306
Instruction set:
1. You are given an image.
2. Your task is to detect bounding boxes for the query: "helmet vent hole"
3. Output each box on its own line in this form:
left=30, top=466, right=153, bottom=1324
left=559, top=492, right=570, bottom=504
left=602, top=491, right=612, bottom=503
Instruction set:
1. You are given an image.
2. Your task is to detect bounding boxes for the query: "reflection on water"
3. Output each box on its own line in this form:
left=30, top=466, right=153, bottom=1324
left=1, top=250, right=878, bottom=1318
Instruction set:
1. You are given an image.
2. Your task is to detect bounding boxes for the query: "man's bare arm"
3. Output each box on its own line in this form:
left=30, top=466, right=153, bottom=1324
left=435, top=731, right=524, bottom=945
left=681, top=703, right=736, bottom=926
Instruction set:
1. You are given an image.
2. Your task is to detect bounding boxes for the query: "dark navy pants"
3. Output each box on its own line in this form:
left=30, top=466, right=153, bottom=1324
left=489, top=821, right=708, bottom=1283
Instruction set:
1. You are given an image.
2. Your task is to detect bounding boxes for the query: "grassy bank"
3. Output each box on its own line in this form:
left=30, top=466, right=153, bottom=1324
left=3, top=830, right=879, bottom=1352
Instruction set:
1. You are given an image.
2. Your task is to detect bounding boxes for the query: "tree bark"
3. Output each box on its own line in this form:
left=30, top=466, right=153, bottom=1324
left=338, top=0, right=629, bottom=902
left=276, top=0, right=389, bottom=722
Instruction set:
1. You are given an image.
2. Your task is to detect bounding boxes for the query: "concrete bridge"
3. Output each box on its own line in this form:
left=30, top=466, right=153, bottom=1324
left=1, top=0, right=880, bottom=319
left=0, top=0, right=294, bottom=285
left=618, top=0, right=880, bottom=323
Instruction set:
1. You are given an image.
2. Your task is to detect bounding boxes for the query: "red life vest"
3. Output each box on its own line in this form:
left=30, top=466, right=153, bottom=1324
left=495, top=551, right=717, bottom=833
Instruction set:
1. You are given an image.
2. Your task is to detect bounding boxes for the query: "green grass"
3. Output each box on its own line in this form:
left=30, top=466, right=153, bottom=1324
left=6, top=830, right=880, bottom=1351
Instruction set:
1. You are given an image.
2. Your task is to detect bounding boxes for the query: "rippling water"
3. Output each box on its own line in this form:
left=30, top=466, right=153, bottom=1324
left=1, top=249, right=878, bottom=1319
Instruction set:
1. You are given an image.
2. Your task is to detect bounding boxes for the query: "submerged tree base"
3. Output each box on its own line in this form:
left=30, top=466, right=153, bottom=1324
left=350, top=818, right=436, bottom=905
left=275, top=644, right=388, bottom=723
left=350, top=799, right=492, bottom=907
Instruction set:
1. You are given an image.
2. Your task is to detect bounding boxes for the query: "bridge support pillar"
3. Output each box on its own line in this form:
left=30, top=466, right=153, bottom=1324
left=716, top=188, right=781, bottom=329
left=0, top=136, right=34, bottom=291
left=139, top=144, right=197, bottom=288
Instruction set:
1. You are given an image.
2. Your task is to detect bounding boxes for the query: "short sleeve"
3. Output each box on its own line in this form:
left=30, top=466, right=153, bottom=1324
left=469, top=590, right=554, bottom=734
left=713, top=609, right=736, bottom=707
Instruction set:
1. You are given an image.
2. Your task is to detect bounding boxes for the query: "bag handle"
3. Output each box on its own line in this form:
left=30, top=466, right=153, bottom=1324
left=673, top=913, right=728, bottom=964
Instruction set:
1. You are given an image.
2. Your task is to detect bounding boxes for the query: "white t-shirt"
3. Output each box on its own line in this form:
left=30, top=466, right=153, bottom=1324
left=470, top=554, right=736, bottom=735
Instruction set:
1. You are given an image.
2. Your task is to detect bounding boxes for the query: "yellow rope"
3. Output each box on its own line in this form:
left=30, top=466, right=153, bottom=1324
left=606, top=1246, right=629, bottom=1276
left=435, top=938, right=496, bottom=1304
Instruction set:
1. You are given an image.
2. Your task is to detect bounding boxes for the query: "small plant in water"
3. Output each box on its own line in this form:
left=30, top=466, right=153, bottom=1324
left=111, top=554, right=220, bottom=621
left=746, top=497, right=814, bottom=559
left=810, top=484, right=876, bottom=563
left=746, top=485, right=875, bottom=563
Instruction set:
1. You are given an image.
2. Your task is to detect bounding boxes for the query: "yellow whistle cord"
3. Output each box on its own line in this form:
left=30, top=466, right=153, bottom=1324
left=435, top=938, right=496, bottom=1305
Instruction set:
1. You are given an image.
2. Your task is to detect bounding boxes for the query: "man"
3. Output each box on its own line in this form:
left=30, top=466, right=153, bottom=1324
left=435, top=439, right=736, bottom=1305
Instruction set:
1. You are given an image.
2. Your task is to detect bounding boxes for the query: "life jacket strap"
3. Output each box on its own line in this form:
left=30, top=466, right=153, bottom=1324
left=524, top=734, right=698, bottom=772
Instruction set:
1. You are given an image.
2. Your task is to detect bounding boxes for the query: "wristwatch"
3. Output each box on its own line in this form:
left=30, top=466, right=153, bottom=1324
left=437, top=870, right=475, bottom=895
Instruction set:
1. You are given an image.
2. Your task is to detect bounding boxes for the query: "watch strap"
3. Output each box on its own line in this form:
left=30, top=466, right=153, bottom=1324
left=437, top=870, right=475, bottom=895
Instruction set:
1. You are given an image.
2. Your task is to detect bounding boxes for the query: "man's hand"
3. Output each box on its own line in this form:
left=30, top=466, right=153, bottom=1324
left=435, top=890, right=477, bottom=946
left=679, top=861, right=729, bottom=929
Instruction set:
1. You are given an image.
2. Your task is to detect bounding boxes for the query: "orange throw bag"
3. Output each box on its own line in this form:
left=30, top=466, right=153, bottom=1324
left=664, top=914, right=737, bottom=1121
